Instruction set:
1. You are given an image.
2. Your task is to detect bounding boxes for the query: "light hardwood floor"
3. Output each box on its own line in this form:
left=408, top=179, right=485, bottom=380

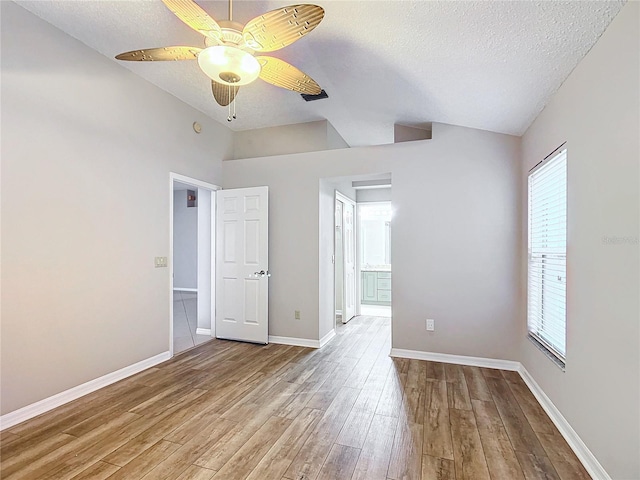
left=1, top=316, right=590, bottom=480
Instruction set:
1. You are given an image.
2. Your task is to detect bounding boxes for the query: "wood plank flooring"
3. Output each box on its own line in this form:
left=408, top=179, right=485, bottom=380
left=1, top=316, right=590, bottom=480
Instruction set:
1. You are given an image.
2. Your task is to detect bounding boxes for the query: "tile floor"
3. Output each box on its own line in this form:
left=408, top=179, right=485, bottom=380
left=173, top=291, right=212, bottom=354
left=360, top=304, right=392, bottom=317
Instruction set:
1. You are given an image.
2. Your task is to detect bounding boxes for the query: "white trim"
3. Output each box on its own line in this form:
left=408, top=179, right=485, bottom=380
left=171, top=173, right=222, bottom=192
left=0, top=351, right=170, bottom=431
left=335, top=190, right=357, bottom=329
left=210, top=192, right=216, bottom=339
left=268, top=335, right=320, bottom=348
left=196, top=328, right=212, bottom=336
left=319, top=329, right=336, bottom=348
left=196, top=188, right=213, bottom=338
left=169, top=175, right=175, bottom=357
left=174, top=287, right=197, bottom=292
left=390, top=348, right=520, bottom=371
left=518, top=366, right=611, bottom=480
left=268, top=330, right=335, bottom=349
left=169, top=173, right=221, bottom=358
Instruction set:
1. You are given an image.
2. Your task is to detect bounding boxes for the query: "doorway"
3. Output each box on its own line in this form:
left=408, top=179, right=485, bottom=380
left=321, top=173, right=392, bottom=348
left=170, top=173, right=219, bottom=356
left=358, top=202, right=392, bottom=318
left=335, top=191, right=357, bottom=325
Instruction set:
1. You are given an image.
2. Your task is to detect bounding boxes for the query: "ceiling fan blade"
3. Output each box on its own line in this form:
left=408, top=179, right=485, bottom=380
left=242, top=4, right=324, bottom=53
left=211, top=81, right=239, bottom=107
left=161, top=0, right=223, bottom=41
left=115, top=46, right=202, bottom=61
left=256, top=56, right=321, bottom=95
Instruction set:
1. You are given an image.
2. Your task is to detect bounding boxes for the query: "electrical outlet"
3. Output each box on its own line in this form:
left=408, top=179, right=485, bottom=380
left=295, top=310, right=301, bottom=320
left=426, top=319, right=435, bottom=331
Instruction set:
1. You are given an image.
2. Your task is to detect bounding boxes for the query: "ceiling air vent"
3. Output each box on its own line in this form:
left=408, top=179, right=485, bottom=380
left=301, top=90, right=328, bottom=102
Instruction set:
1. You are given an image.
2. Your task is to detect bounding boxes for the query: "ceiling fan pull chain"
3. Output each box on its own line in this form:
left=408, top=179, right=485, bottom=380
left=227, top=84, right=232, bottom=122
left=233, top=93, right=237, bottom=119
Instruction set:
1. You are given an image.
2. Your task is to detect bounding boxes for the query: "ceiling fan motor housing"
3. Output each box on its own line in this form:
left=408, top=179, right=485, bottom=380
left=206, top=21, right=246, bottom=47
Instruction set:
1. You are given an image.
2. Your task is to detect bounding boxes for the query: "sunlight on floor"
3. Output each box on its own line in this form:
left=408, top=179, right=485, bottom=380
left=360, top=304, right=392, bottom=317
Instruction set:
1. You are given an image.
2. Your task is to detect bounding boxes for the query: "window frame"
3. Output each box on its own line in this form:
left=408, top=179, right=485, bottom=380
left=527, top=145, right=568, bottom=369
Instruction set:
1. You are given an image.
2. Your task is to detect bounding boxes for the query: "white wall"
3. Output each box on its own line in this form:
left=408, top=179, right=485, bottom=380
left=394, top=124, right=432, bottom=143
left=223, top=123, right=521, bottom=356
left=0, top=2, right=233, bottom=415
left=173, top=190, right=198, bottom=290
left=233, top=120, right=349, bottom=160
left=327, top=121, right=349, bottom=150
left=519, top=2, right=639, bottom=478
left=356, top=187, right=392, bottom=203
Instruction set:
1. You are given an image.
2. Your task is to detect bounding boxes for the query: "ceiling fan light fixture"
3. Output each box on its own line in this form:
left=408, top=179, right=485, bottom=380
left=197, top=45, right=260, bottom=86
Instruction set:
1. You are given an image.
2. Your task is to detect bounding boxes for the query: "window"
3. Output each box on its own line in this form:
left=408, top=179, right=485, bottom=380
left=527, top=147, right=567, bottom=367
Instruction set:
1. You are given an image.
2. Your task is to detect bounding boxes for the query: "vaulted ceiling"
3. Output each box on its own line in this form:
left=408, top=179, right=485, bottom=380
left=16, top=0, right=625, bottom=146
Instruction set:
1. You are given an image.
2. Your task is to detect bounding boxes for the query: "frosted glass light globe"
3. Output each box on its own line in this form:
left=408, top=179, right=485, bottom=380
left=198, top=46, right=261, bottom=86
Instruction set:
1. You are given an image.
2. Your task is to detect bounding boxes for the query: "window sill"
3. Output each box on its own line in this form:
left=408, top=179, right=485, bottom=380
left=527, top=334, right=566, bottom=372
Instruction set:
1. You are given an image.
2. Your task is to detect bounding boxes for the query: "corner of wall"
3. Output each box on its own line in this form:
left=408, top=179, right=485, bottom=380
left=326, top=121, right=350, bottom=150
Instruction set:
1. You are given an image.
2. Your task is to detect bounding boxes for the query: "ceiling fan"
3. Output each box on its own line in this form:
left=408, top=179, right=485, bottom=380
left=115, top=0, right=324, bottom=121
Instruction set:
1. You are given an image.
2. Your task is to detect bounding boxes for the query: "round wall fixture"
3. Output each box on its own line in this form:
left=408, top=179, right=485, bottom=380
left=193, top=121, right=202, bottom=134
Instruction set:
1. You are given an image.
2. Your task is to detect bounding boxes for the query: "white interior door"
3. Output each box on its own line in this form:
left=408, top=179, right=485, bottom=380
left=216, top=186, right=269, bottom=344
left=340, top=193, right=356, bottom=323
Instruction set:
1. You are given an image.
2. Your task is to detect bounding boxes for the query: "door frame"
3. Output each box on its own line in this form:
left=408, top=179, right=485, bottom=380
left=169, top=172, right=221, bottom=358
left=334, top=190, right=357, bottom=325
left=334, top=197, right=343, bottom=328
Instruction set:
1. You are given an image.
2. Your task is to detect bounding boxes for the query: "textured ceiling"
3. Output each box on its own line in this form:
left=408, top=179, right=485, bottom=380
left=15, top=0, right=625, bottom=146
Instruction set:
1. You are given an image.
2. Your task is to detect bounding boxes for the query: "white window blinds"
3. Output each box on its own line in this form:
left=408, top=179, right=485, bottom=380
left=527, top=148, right=567, bottom=364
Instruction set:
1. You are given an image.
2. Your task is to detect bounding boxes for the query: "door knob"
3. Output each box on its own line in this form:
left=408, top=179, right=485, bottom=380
left=253, top=270, right=271, bottom=278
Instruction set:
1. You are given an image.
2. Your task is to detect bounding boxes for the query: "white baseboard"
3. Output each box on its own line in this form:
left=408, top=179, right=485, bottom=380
left=173, top=288, right=197, bottom=292
left=268, top=330, right=336, bottom=349
left=389, top=348, right=520, bottom=371
left=518, top=366, right=611, bottom=480
left=0, top=351, right=170, bottom=431
left=319, top=329, right=336, bottom=348
left=195, top=328, right=212, bottom=336
left=268, top=335, right=320, bottom=348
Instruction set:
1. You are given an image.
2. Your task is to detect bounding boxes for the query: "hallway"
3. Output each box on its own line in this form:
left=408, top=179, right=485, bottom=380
left=173, top=291, right=211, bottom=354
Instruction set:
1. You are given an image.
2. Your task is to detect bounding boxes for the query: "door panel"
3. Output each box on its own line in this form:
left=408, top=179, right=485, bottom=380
left=362, top=272, right=377, bottom=302
left=216, top=186, right=269, bottom=344
left=342, top=195, right=356, bottom=322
